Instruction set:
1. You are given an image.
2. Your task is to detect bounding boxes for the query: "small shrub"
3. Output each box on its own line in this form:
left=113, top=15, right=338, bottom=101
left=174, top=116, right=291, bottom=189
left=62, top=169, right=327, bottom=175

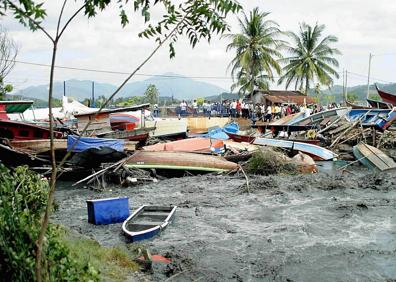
left=246, top=148, right=298, bottom=175
left=0, top=165, right=99, bottom=281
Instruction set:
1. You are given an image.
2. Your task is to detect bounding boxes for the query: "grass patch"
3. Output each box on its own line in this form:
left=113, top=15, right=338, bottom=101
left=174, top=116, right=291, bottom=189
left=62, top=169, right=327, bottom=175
left=246, top=148, right=298, bottom=175
left=58, top=226, right=140, bottom=282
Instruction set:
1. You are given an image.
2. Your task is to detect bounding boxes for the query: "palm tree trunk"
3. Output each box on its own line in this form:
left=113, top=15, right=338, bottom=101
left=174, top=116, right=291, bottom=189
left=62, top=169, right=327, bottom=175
left=305, top=76, right=309, bottom=96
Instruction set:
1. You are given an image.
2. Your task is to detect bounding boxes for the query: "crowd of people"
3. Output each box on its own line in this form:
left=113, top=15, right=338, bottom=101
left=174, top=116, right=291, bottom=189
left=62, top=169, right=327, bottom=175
left=176, top=99, right=340, bottom=121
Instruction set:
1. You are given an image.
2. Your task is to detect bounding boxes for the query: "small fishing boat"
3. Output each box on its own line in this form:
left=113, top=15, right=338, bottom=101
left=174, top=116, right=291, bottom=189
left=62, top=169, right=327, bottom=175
left=142, top=137, right=224, bottom=154
left=122, top=205, right=177, bottom=242
left=289, top=107, right=350, bottom=126
left=345, top=109, right=391, bottom=127
left=254, top=137, right=337, bottom=161
left=376, top=85, right=396, bottom=106
left=126, top=151, right=238, bottom=172
left=224, top=122, right=256, bottom=143
left=353, top=143, right=396, bottom=172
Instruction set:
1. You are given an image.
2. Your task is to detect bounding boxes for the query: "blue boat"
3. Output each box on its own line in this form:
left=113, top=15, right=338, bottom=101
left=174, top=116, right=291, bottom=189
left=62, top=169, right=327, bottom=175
left=122, top=205, right=177, bottom=242
left=254, top=137, right=337, bottom=161
left=345, top=109, right=391, bottom=127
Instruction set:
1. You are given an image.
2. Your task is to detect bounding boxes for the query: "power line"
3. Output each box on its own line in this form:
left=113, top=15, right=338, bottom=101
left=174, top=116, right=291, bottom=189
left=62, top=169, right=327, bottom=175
left=9, top=59, right=396, bottom=85
left=10, top=59, right=234, bottom=80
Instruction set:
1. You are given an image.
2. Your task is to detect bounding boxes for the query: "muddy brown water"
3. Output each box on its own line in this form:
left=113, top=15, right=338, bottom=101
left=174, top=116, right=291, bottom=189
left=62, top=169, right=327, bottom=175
left=54, top=169, right=396, bottom=281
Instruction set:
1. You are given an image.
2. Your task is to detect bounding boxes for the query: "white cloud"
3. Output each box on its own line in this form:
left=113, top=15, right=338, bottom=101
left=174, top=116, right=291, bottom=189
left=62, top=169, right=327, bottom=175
left=3, top=0, right=396, bottom=93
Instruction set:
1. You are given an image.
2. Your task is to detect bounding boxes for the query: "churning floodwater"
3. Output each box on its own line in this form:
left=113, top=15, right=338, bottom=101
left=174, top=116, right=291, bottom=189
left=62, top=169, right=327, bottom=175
left=54, top=169, right=396, bottom=281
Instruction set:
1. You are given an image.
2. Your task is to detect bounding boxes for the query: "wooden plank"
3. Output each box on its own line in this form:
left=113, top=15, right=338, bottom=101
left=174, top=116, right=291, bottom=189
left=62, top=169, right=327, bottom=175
left=357, top=143, right=396, bottom=171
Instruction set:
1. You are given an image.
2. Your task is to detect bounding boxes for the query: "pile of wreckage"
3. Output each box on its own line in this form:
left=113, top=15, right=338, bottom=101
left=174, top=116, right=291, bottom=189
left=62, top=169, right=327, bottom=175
left=0, top=91, right=395, bottom=190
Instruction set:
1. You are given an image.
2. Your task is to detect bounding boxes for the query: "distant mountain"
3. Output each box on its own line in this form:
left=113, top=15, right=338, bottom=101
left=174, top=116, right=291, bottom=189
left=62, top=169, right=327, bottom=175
left=11, top=73, right=227, bottom=101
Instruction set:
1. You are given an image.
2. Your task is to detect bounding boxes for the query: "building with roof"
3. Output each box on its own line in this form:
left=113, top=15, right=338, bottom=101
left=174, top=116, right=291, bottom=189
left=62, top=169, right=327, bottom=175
left=247, top=90, right=316, bottom=106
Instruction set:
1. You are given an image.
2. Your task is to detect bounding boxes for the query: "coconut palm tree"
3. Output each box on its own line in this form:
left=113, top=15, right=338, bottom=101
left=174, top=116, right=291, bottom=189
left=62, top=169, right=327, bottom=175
left=225, top=8, right=284, bottom=96
left=278, top=23, right=341, bottom=95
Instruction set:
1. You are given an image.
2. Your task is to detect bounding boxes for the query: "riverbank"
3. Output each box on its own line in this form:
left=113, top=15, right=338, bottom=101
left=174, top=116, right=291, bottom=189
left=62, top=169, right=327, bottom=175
left=54, top=169, right=396, bottom=281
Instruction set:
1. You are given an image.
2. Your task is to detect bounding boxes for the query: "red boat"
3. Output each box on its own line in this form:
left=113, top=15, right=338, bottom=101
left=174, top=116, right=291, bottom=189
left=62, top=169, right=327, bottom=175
left=0, top=101, right=63, bottom=140
left=0, top=119, right=63, bottom=141
left=376, top=85, right=396, bottom=106
left=225, top=132, right=256, bottom=143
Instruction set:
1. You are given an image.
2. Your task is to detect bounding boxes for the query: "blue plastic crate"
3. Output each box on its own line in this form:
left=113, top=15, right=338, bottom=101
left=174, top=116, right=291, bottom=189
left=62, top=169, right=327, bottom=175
left=87, top=197, right=129, bottom=225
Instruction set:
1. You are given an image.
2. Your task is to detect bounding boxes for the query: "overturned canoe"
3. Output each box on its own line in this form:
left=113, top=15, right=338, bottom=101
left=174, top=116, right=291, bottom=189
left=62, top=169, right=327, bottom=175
left=254, top=137, right=337, bottom=161
left=142, top=137, right=224, bottom=154
left=122, top=205, right=177, bottom=242
left=353, top=143, right=396, bottom=172
left=126, top=151, right=238, bottom=172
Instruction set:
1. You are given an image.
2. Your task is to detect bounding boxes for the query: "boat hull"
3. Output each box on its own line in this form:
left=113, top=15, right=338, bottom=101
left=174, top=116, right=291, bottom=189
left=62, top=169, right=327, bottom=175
left=122, top=205, right=177, bottom=242
left=377, top=88, right=396, bottom=106
left=254, top=137, right=337, bottom=161
left=353, top=143, right=396, bottom=172
left=126, top=151, right=238, bottom=172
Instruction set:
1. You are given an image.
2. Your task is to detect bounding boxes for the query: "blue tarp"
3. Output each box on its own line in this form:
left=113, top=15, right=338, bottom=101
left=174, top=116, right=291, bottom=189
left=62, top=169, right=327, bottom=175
left=67, top=135, right=125, bottom=153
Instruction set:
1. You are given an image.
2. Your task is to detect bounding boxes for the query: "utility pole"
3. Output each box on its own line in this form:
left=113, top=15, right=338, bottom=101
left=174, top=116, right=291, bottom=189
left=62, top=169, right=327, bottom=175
left=366, top=53, right=373, bottom=104
left=63, top=81, right=66, bottom=96
left=345, top=70, right=348, bottom=102
left=91, top=81, right=95, bottom=108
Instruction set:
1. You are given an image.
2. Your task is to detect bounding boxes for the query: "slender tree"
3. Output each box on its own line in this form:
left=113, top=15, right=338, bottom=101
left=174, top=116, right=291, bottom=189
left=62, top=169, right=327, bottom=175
left=224, top=7, right=284, bottom=96
left=278, top=22, right=341, bottom=95
left=0, top=1, right=241, bottom=280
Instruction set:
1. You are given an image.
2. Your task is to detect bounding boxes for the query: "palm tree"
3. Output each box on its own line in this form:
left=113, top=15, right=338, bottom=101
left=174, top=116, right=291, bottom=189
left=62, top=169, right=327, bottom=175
left=225, top=8, right=284, bottom=96
left=278, top=23, right=341, bottom=95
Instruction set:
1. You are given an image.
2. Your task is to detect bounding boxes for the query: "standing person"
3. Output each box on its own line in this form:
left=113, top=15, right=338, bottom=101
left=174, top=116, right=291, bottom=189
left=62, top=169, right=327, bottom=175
left=286, top=104, right=292, bottom=116
left=153, top=103, right=159, bottom=117
left=180, top=100, right=187, bottom=117
left=230, top=99, right=237, bottom=118
left=242, top=101, right=249, bottom=118
left=260, top=104, right=266, bottom=121
left=192, top=100, right=198, bottom=116
left=236, top=100, right=242, bottom=118
left=255, top=103, right=261, bottom=120
left=265, top=104, right=272, bottom=122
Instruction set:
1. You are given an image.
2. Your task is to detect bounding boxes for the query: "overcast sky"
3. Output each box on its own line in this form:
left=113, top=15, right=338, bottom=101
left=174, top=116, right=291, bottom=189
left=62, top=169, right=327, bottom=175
left=2, top=0, right=396, bottom=93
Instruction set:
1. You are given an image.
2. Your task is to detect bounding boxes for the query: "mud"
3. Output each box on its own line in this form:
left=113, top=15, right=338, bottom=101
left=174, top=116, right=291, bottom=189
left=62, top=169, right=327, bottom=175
left=53, top=169, right=396, bottom=281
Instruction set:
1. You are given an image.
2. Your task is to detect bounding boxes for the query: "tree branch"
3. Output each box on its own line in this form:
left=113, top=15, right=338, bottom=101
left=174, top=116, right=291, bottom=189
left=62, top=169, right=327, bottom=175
left=56, top=0, right=68, bottom=38
left=57, top=14, right=188, bottom=171
left=58, top=4, right=86, bottom=39
left=5, top=0, right=55, bottom=43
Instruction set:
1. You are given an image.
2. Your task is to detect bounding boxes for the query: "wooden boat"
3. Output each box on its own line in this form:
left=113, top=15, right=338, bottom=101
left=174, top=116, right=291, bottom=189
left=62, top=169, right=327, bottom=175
left=269, top=112, right=304, bottom=125
left=376, top=85, right=396, bottom=106
left=126, top=151, right=238, bottom=172
left=110, top=113, right=138, bottom=131
left=353, top=143, right=396, bottom=171
left=0, top=142, right=51, bottom=167
left=345, top=109, right=391, bottom=127
left=0, top=119, right=63, bottom=140
left=122, top=205, right=177, bottom=242
left=254, top=137, right=337, bottom=161
left=97, top=127, right=155, bottom=142
left=224, top=122, right=257, bottom=143
left=289, top=107, right=349, bottom=126
left=143, top=137, right=224, bottom=153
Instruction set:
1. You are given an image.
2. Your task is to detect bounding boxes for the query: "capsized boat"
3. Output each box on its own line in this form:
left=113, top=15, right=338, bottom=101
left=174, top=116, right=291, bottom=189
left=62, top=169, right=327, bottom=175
left=143, top=137, right=224, bottom=154
left=353, top=143, right=396, bottom=172
left=122, top=205, right=177, bottom=242
left=254, top=137, right=337, bottom=161
left=126, top=151, right=238, bottom=172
